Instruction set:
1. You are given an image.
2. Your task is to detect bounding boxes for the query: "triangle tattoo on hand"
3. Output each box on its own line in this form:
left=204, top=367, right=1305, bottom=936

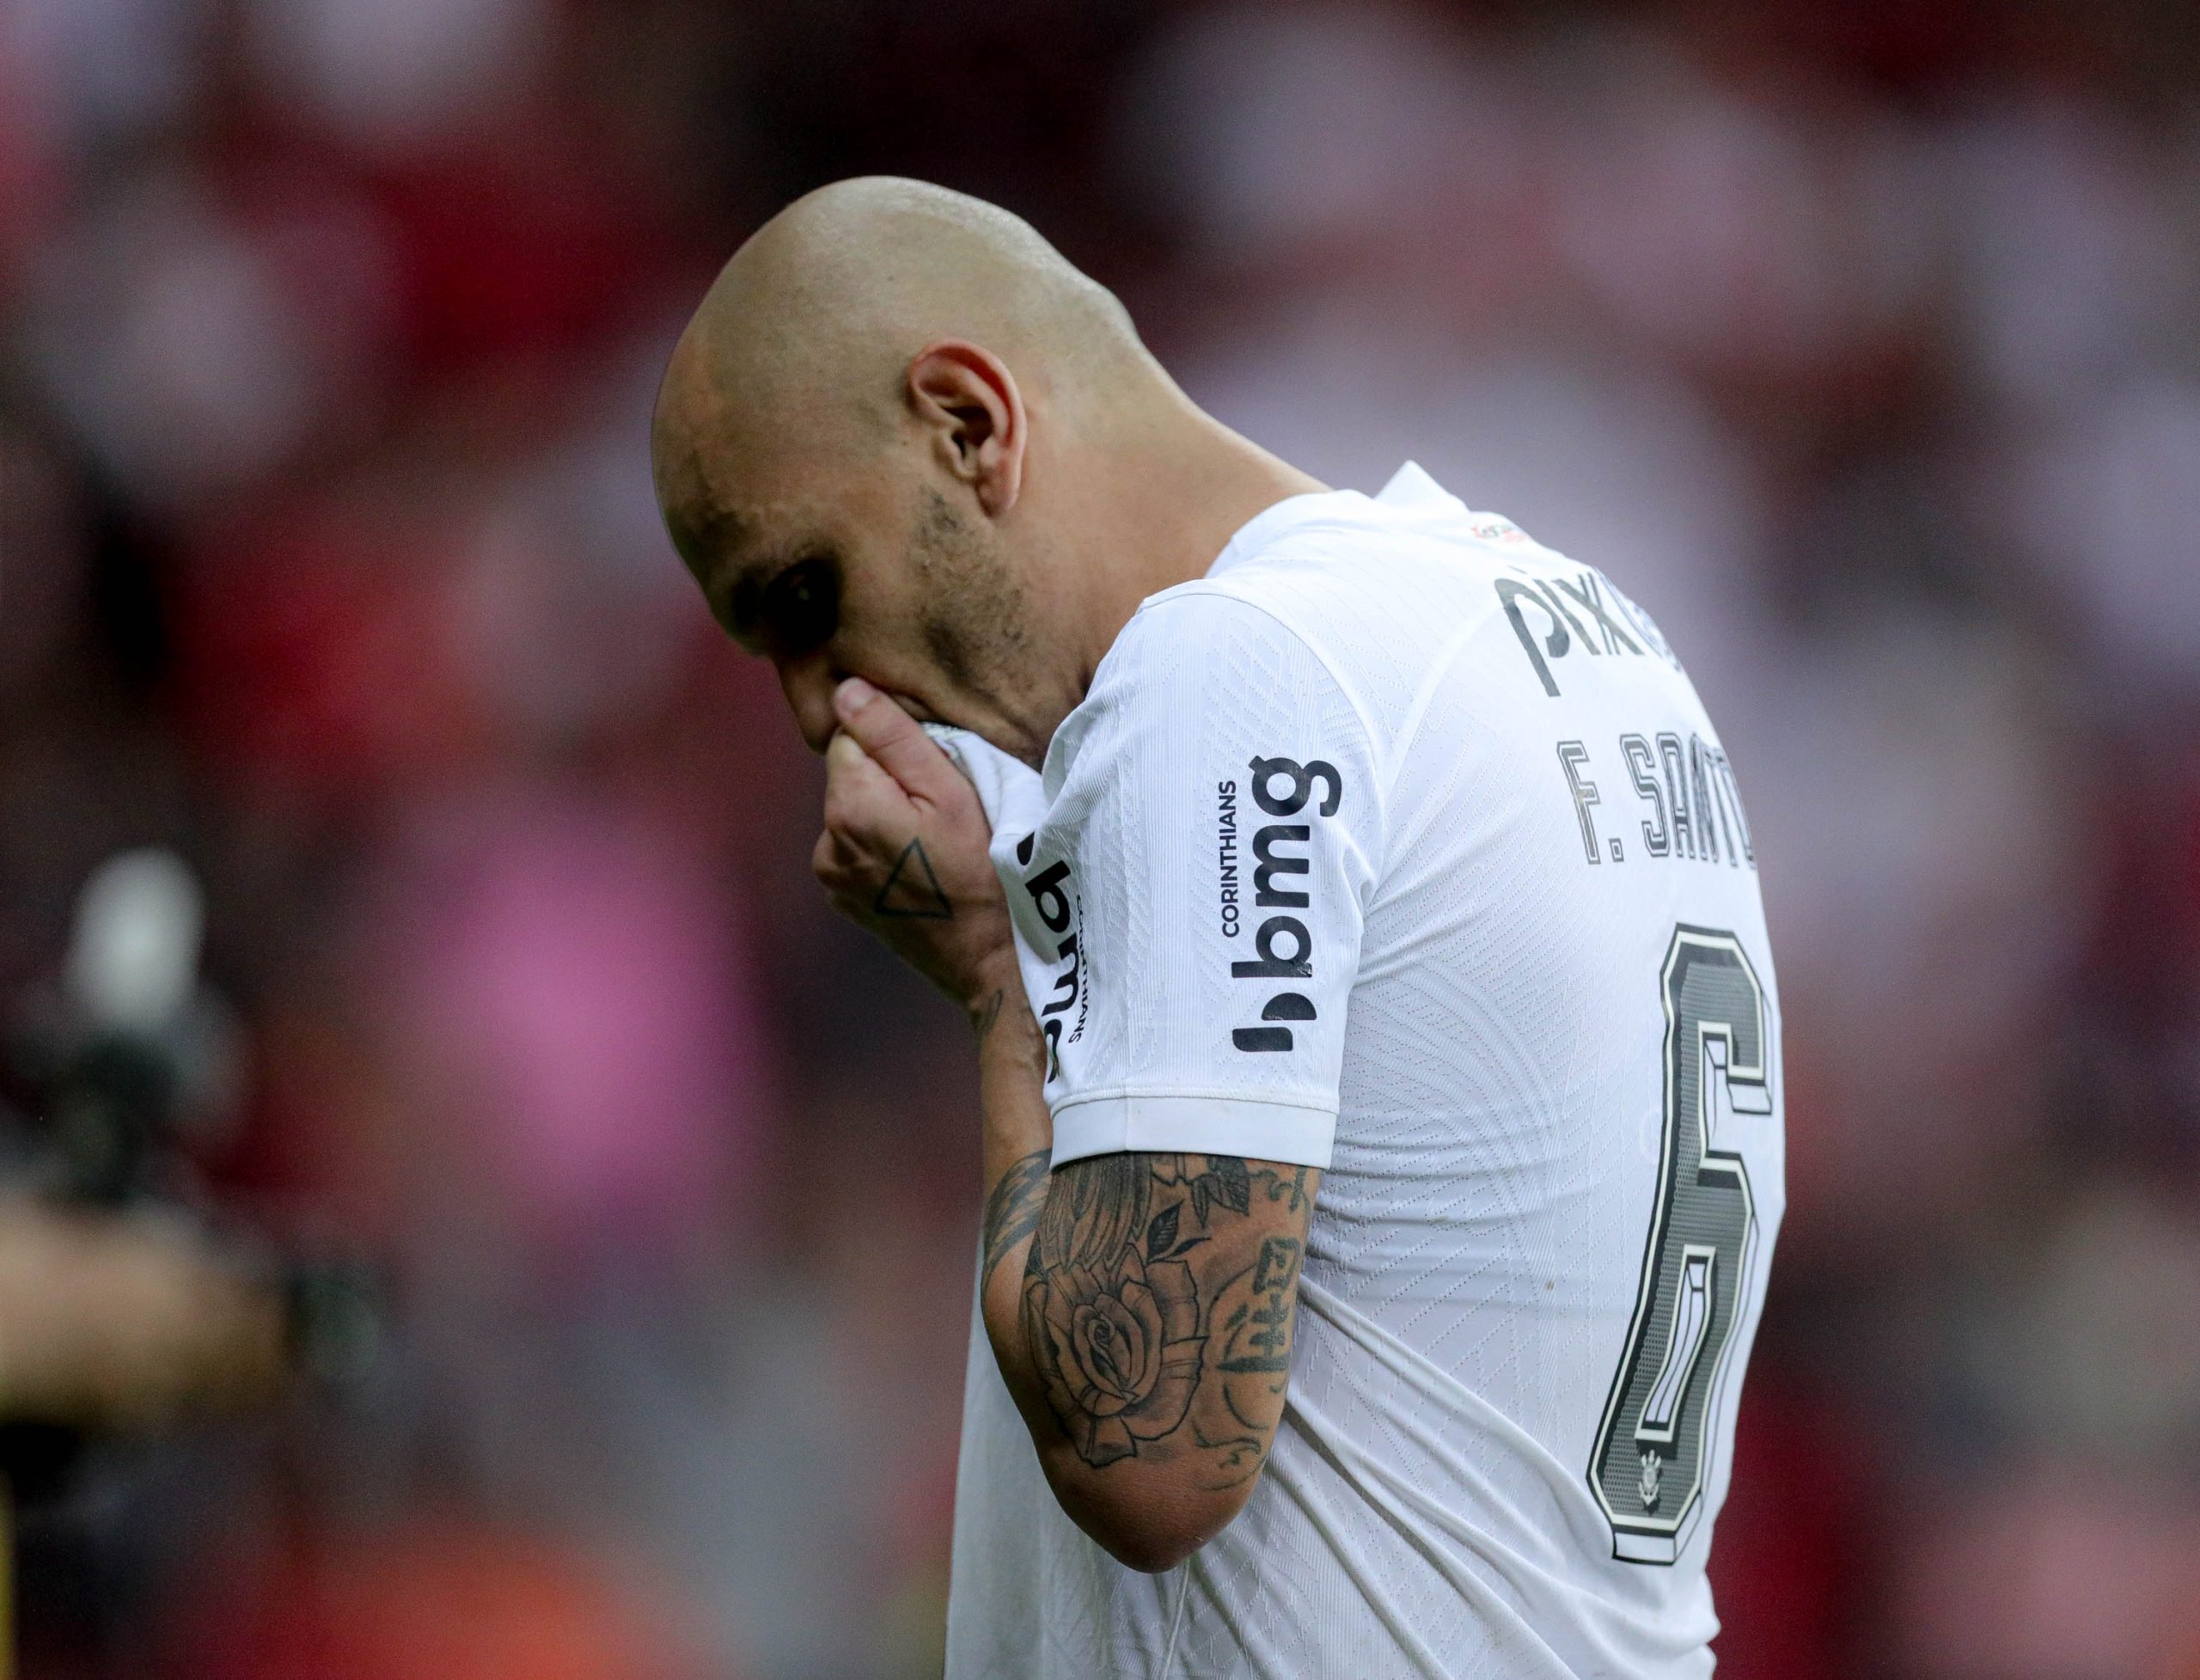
left=872, top=837, right=955, bottom=919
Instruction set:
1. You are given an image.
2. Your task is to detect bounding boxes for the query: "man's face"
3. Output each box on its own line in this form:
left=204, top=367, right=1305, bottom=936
left=658, top=420, right=1038, bottom=759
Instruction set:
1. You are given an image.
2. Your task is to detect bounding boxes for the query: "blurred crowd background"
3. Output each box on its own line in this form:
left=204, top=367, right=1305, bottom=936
left=3, top=0, right=2197, bottom=1675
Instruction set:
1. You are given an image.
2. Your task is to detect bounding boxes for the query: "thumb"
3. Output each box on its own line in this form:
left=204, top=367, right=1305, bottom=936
left=832, top=678, right=967, bottom=805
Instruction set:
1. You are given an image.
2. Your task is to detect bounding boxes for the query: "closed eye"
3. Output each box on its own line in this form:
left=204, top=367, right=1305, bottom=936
left=747, top=554, right=840, bottom=660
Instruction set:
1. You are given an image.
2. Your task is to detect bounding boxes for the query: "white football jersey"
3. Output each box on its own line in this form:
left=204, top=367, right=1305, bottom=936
left=940, top=463, right=1783, bottom=1679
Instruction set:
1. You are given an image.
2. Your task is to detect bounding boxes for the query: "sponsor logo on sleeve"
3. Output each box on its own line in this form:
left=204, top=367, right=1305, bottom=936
left=1217, top=779, right=1240, bottom=937
left=1228, top=754, right=1341, bottom=1054
left=1015, top=833, right=1086, bottom=1081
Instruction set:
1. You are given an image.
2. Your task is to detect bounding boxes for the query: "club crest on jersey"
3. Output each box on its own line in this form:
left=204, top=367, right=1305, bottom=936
left=1228, top=754, right=1340, bottom=1054
left=1495, top=567, right=1676, bottom=698
left=1638, top=1450, right=1662, bottom=1512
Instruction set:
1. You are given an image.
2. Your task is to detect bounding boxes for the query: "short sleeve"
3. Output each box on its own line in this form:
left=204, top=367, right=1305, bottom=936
left=1001, top=589, right=1384, bottom=1171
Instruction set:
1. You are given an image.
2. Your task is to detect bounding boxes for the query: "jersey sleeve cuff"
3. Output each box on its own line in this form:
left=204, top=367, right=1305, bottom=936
left=1047, top=1091, right=1336, bottom=1171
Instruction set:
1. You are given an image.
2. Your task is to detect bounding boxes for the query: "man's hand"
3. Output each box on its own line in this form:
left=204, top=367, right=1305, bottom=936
left=0, top=1202, right=288, bottom=1428
left=812, top=677, right=1018, bottom=1020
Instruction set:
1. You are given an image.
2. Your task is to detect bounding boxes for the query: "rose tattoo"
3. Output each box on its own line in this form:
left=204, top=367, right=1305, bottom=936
left=1022, top=1153, right=1207, bottom=1467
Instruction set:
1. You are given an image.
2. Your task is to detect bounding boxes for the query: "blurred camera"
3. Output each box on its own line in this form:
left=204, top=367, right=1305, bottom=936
left=0, top=850, right=378, bottom=1497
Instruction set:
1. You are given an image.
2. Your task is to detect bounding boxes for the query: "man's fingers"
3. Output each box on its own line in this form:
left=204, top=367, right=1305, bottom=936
left=822, top=730, right=908, bottom=834
left=810, top=830, right=861, bottom=915
left=832, top=678, right=968, bottom=805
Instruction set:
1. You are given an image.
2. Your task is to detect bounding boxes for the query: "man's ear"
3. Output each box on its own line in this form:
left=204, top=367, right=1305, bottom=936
left=906, top=341, right=1026, bottom=517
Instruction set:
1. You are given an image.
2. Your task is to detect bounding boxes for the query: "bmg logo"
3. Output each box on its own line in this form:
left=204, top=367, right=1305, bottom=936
left=1230, top=754, right=1340, bottom=1054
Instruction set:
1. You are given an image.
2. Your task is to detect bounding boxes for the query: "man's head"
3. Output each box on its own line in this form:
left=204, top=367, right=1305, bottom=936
left=652, top=177, right=1165, bottom=764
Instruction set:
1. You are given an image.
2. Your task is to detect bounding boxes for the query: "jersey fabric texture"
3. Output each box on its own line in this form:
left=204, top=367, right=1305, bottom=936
left=940, top=463, right=1784, bottom=1680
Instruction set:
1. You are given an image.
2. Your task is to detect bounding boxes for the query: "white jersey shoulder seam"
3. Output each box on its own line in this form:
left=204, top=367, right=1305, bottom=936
left=1382, top=610, right=1495, bottom=794
left=1144, top=580, right=1381, bottom=756
left=1154, top=558, right=1508, bottom=834
left=1134, top=582, right=1393, bottom=855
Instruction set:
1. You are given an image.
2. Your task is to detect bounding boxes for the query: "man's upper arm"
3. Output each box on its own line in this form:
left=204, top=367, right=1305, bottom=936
left=1006, top=586, right=1384, bottom=1175
left=1004, top=1149, right=1317, bottom=1569
left=987, top=587, right=1381, bottom=1566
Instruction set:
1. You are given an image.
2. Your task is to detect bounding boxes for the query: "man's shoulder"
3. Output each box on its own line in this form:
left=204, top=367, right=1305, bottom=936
left=1047, top=565, right=1392, bottom=803
left=1129, top=509, right=1518, bottom=730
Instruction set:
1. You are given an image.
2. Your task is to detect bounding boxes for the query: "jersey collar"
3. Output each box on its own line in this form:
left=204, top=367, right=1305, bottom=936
left=1204, top=461, right=1452, bottom=577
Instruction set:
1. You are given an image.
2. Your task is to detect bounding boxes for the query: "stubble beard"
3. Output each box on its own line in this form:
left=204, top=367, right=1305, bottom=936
left=911, top=489, right=1048, bottom=755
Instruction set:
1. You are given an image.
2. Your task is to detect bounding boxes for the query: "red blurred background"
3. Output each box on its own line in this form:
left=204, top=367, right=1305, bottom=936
left=3, top=2, right=2198, bottom=1675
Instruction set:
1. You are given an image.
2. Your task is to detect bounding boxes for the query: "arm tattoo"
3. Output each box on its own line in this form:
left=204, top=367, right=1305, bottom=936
left=972, top=987, right=1005, bottom=1042
left=982, top=1148, right=1052, bottom=1287
left=1019, top=1152, right=1307, bottom=1481
left=871, top=836, right=954, bottom=919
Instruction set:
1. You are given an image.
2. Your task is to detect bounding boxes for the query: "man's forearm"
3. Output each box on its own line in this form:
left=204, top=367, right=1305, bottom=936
left=969, top=980, right=1132, bottom=1520
left=968, top=986, right=1313, bottom=1572
left=973, top=981, right=1053, bottom=1353
left=972, top=987, right=1167, bottom=1556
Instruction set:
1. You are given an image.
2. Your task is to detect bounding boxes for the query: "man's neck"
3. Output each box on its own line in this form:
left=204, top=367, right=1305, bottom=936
left=1066, top=410, right=1327, bottom=707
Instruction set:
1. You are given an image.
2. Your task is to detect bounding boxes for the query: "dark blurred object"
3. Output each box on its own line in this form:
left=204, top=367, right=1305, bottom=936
left=0, top=851, right=378, bottom=1480
left=12, top=848, right=236, bottom=1207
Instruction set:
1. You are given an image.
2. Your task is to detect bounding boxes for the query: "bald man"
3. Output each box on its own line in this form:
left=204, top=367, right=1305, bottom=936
left=654, top=179, right=1784, bottom=1680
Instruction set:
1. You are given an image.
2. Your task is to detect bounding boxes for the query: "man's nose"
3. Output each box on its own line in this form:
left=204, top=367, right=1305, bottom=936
left=778, top=654, right=841, bottom=754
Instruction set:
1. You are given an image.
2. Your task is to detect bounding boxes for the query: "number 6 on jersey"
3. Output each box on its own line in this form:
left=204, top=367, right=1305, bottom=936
left=1590, top=926, right=1772, bottom=1563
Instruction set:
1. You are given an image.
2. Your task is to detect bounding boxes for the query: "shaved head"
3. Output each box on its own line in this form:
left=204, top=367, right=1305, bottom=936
left=702, top=177, right=1140, bottom=393
left=655, top=178, right=1145, bottom=564
left=651, top=177, right=1317, bottom=765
